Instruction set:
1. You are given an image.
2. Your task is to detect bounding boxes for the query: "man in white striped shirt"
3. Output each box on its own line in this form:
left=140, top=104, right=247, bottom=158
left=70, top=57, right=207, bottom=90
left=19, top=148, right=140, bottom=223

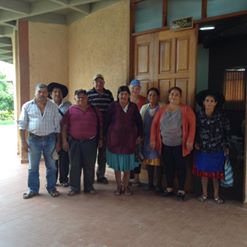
left=18, top=83, right=61, bottom=199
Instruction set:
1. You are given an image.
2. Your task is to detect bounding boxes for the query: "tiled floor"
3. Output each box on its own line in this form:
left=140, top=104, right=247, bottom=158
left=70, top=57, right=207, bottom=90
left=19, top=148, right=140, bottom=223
left=1, top=125, right=247, bottom=247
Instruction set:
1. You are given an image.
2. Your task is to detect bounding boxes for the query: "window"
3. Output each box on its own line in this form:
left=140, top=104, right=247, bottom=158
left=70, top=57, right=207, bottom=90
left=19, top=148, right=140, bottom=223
left=223, top=68, right=245, bottom=110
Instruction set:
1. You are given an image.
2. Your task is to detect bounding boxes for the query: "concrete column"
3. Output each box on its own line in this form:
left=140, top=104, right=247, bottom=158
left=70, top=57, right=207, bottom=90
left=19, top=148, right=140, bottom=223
left=16, top=20, right=30, bottom=163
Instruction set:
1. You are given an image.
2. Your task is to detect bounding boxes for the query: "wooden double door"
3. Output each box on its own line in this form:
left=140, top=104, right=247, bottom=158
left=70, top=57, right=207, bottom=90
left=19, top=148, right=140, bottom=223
left=133, top=28, right=197, bottom=107
left=133, top=28, right=198, bottom=191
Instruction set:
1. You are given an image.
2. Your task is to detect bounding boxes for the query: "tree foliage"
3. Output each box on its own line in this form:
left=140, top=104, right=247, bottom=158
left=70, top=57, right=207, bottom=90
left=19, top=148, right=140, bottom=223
left=0, top=72, right=14, bottom=120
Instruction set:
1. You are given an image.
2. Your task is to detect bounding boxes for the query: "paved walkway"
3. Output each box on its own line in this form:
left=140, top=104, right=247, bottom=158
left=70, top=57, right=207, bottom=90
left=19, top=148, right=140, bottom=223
left=0, top=124, right=247, bottom=247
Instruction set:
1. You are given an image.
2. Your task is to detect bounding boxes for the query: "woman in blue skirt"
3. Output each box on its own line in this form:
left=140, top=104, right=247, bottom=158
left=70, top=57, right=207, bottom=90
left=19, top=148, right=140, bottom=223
left=193, top=90, right=230, bottom=204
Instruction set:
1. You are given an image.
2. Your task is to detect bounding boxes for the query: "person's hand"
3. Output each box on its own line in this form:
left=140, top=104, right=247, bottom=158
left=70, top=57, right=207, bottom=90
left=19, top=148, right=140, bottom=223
left=186, top=142, right=193, bottom=151
left=21, top=140, right=29, bottom=153
left=98, top=139, right=103, bottom=148
left=141, top=163, right=147, bottom=170
left=56, top=142, right=61, bottom=152
left=62, top=141, right=69, bottom=152
left=194, top=143, right=200, bottom=150
left=136, top=137, right=142, bottom=145
left=224, top=148, right=229, bottom=156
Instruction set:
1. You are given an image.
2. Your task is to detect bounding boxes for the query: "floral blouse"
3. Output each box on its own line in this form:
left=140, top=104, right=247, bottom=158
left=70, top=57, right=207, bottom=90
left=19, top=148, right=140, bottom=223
left=196, top=109, right=230, bottom=152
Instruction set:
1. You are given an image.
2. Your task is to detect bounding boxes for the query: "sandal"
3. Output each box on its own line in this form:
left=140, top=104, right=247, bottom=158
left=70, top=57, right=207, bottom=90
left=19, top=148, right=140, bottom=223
left=123, top=186, right=133, bottom=196
left=214, top=197, right=224, bottom=204
left=114, top=188, right=121, bottom=196
left=197, top=195, right=207, bottom=202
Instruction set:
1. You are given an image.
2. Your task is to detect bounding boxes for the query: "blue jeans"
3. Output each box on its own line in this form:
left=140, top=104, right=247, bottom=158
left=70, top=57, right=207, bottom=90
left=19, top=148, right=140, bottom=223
left=27, top=133, right=57, bottom=193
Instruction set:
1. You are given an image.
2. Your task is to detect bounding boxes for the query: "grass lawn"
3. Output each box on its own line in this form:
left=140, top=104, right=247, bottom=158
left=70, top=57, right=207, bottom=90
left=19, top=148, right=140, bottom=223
left=0, top=120, right=15, bottom=125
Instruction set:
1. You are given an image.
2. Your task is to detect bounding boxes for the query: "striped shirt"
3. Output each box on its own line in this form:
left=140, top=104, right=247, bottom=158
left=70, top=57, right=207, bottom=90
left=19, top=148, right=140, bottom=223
left=87, top=88, right=114, bottom=116
left=18, top=99, right=61, bottom=136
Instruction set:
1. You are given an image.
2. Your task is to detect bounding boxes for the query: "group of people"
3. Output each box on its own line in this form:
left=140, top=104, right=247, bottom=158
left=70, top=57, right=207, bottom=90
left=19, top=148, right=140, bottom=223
left=18, top=74, right=230, bottom=204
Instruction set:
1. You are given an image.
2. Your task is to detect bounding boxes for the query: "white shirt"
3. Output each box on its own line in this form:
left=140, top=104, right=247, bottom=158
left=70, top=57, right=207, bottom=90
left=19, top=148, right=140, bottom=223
left=18, top=99, right=60, bottom=136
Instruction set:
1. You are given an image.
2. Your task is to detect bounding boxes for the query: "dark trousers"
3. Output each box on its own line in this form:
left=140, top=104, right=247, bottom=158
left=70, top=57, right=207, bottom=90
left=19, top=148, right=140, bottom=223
left=163, top=145, right=186, bottom=191
left=56, top=149, right=70, bottom=184
left=96, top=141, right=106, bottom=179
left=68, top=137, right=97, bottom=192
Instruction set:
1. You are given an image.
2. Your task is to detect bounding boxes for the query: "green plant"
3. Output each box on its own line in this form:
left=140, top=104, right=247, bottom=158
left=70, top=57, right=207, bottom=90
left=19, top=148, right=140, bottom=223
left=0, top=110, right=14, bottom=121
left=0, top=72, right=14, bottom=112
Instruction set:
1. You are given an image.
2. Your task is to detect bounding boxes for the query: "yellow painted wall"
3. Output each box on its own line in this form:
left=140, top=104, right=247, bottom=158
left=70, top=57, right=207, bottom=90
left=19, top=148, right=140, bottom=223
left=28, top=23, right=68, bottom=99
left=68, top=0, right=130, bottom=100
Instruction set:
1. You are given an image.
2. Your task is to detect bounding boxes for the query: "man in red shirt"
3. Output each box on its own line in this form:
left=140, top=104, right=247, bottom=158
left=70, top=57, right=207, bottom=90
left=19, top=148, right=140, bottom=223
left=62, top=89, right=102, bottom=195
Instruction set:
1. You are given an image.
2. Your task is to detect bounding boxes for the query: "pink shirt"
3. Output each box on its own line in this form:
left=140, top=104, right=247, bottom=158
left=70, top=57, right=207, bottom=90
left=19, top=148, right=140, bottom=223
left=62, top=105, right=99, bottom=140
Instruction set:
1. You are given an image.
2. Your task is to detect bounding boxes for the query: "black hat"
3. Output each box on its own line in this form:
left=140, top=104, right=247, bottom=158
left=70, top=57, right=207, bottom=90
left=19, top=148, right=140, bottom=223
left=47, top=82, right=68, bottom=98
left=196, top=89, right=225, bottom=108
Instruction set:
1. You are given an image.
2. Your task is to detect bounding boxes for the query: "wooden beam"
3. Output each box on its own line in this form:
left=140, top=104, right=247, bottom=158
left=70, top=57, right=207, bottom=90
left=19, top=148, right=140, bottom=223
left=132, top=26, right=169, bottom=37
left=162, top=0, right=168, bottom=27
left=195, top=9, right=247, bottom=24
left=201, top=0, right=207, bottom=19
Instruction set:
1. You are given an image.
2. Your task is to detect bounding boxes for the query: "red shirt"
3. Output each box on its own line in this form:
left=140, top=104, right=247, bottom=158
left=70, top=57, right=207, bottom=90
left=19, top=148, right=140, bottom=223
left=136, top=95, right=146, bottom=110
left=62, top=105, right=99, bottom=140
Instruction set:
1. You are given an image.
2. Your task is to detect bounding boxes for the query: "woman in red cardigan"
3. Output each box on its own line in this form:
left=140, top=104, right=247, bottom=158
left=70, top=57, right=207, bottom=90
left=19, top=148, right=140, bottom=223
left=150, top=87, right=196, bottom=201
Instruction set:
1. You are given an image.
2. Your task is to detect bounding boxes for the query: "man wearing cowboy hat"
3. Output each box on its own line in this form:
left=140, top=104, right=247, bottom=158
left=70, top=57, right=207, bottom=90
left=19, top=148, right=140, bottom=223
left=87, top=74, right=114, bottom=184
left=48, top=82, right=72, bottom=187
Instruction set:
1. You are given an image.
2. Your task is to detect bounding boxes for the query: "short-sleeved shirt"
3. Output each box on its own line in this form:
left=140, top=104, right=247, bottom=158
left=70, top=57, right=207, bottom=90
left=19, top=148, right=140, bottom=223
left=18, top=99, right=60, bottom=136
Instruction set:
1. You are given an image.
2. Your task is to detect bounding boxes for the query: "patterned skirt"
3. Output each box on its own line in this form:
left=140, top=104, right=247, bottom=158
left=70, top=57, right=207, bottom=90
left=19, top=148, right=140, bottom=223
left=193, top=151, right=225, bottom=179
left=106, top=149, right=139, bottom=172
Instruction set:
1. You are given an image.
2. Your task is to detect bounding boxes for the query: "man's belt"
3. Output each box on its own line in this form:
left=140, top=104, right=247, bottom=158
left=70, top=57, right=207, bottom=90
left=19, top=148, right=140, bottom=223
left=29, top=132, right=54, bottom=138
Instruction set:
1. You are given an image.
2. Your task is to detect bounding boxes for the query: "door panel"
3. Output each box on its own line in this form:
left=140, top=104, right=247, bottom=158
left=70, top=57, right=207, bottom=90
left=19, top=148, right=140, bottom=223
left=158, top=29, right=197, bottom=106
left=158, top=79, right=174, bottom=103
left=159, top=39, right=173, bottom=74
left=134, top=34, right=154, bottom=82
left=137, top=44, right=150, bottom=74
left=176, top=37, right=190, bottom=72
left=134, top=28, right=197, bottom=106
left=175, top=78, right=189, bottom=104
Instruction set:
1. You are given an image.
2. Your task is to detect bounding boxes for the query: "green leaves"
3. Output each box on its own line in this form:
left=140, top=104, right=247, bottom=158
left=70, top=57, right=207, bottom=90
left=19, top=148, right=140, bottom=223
left=0, top=71, right=14, bottom=120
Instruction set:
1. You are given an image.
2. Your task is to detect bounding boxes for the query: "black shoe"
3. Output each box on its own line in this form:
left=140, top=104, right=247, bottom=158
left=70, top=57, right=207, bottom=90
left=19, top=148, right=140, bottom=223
left=84, top=186, right=97, bottom=195
left=61, top=182, right=69, bottom=187
left=161, top=190, right=174, bottom=197
left=67, top=190, right=80, bottom=196
left=177, top=192, right=185, bottom=201
left=23, top=191, right=39, bottom=199
left=97, top=177, right=108, bottom=184
left=84, top=188, right=97, bottom=194
left=48, top=189, right=60, bottom=197
left=155, top=187, right=164, bottom=193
